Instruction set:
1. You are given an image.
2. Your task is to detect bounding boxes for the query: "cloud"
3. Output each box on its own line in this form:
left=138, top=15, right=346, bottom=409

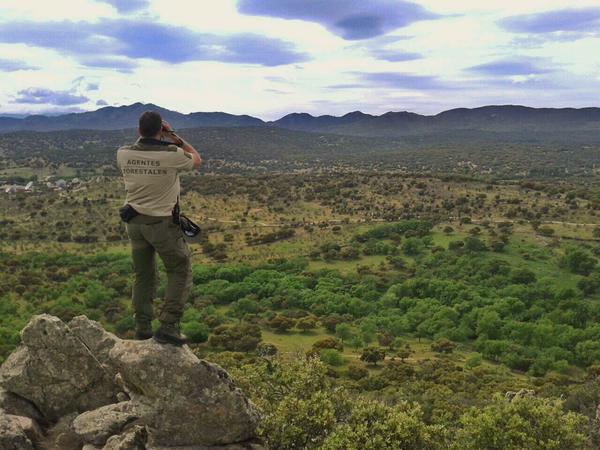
left=77, top=56, right=139, bottom=73
left=12, top=88, right=90, bottom=105
left=370, top=49, right=422, bottom=62
left=467, top=58, right=552, bottom=76
left=238, top=0, right=440, bottom=40
left=96, top=99, right=108, bottom=106
left=0, top=58, right=39, bottom=72
left=327, top=83, right=370, bottom=89
left=97, top=0, right=149, bottom=13
left=326, top=72, right=446, bottom=91
left=86, top=83, right=100, bottom=91
left=499, top=8, right=600, bottom=35
left=0, top=19, right=308, bottom=67
left=353, top=71, right=446, bottom=90
left=346, top=34, right=421, bottom=62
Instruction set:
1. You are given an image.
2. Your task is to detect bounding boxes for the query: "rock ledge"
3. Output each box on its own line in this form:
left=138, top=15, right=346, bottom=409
left=0, top=314, right=262, bottom=450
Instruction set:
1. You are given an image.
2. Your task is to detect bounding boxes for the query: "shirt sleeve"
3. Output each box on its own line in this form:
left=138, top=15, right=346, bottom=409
left=166, top=147, right=195, bottom=171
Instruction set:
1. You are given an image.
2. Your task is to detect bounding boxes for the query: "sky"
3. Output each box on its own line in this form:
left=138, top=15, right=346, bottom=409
left=0, top=0, right=599, bottom=119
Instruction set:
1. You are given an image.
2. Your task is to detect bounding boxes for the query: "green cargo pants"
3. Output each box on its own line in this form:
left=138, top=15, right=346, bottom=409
left=126, top=215, right=193, bottom=329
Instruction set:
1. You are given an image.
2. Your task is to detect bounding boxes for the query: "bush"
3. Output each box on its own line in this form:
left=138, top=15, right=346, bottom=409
left=431, top=338, right=456, bottom=354
left=465, top=354, right=482, bottom=369
left=401, top=238, right=425, bottom=256
left=269, top=315, right=296, bottom=332
left=360, top=346, right=386, bottom=366
left=563, top=247, right=597, bottom=276
left=455, top=395, right=589, bottom=449
left=320, top=349, right=344, bottom=366
left=321, top=399, right=444, bottom=449
left=181, top=321, right=209, bottom=343
left=464, top=236, right=487, bottom=252
left=308, top=338, right=344, bottom=357
left=511, top=268, right=536, bottom=284
left=208, top=323, right=262, bottom=352
left=346, top=362, right=369, bottom=380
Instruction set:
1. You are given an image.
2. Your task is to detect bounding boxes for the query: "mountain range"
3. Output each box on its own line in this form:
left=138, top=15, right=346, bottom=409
left=1, top=103, right=600, bottom=136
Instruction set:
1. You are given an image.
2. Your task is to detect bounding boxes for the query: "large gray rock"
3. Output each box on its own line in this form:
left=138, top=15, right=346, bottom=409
left=0, top=315, right=261, bottom=449
left=109, top=339, right=261, bottom=447
left=0, top=315, right=119, bottom=421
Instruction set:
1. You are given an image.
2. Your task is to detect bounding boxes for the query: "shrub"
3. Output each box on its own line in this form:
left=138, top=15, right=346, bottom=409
left=320, top=349, right=344, bottom=366
left=455, top=395, right=589, bottom=449
left=346, top=362, right=369, bottom=380
left=181, top=321, right=209, bottom=343
left=431, top=338, right=456, bottom=354
left=360, top=346, right=386, bottom=366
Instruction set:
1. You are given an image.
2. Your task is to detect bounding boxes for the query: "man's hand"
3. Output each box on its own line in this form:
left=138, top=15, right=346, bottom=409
left=161, top=120, right=174, bottom=133
left=161, top=120, right=184, bottom=146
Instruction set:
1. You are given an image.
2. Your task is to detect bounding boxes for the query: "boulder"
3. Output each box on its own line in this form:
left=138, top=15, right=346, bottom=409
left=0, top=315, right=261, bottom=449
left=109, top=339, right=261, bottom=447
left=0, top=315, right=119, bottom=421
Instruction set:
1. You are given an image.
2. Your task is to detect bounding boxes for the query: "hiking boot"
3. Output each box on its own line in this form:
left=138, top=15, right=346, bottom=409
left=135, top=330, right=154, bottom=340
left=135, top=321, right=153, bottom=340
left=154, top=323, right=187, bottom=346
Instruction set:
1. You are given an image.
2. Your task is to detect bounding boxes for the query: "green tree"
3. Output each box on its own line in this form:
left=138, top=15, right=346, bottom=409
left=321, top=399, right=444, bottom=450
left=320, top=349, right=344, bottom=366
left=297, top=315, right=318, bottom=332
left=454, top=395, right=589, bottom=450
left=360, top=346, right=386, bottom=366
left=563, top=247, right=597, bottom=276
left=335, top=323, right=354, bottom=343
left=269, top=315, right=296, bottom=332
left=431, top=338, right=456, bottom=354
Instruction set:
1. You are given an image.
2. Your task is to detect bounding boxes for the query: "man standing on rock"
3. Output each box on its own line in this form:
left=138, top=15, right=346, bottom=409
left=117, top=111, right=201, bottom=345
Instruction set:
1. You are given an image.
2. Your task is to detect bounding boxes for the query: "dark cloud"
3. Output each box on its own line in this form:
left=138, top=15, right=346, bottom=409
left=97, top=0, right=150, bottom=13
left=499, top=8, right=600, bottom=34
left=0, top=19, right=308, bottom=67
left=238, top=0, right=440, bottom=40
left=0, top=58, right=38, bottom=72
left=96, top=99, right=108, bottom=106
left=12, top=88, right=90, bottom=105
left=467, top=59, right=551, bottom=76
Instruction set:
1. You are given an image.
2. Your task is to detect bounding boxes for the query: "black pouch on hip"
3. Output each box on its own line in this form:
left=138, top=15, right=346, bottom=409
left=119, top=204, right=139, bottom=223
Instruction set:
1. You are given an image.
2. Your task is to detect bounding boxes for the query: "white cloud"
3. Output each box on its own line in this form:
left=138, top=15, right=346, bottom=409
left=0, top=0, right=599, bottom=118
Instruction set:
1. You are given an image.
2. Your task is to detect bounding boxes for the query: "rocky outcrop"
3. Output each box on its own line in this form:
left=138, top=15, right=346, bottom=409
left=1, top=315, right=119, bottom=422
left=0, top=314, right=262, bottom=450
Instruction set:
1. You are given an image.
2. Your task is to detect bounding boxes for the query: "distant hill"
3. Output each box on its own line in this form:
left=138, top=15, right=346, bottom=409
left=0, top=102, right=264, bottom=132
left=272, top=106, right=600, bottom=136
left=1, top=103, right=600, bottom=136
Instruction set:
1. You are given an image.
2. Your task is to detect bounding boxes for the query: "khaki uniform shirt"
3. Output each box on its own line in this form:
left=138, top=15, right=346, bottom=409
left=117, top=137, right=194, bottom=216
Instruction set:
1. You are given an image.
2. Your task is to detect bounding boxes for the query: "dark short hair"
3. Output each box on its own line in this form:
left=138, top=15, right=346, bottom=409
left=139, top=111, right=162, bottom=137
